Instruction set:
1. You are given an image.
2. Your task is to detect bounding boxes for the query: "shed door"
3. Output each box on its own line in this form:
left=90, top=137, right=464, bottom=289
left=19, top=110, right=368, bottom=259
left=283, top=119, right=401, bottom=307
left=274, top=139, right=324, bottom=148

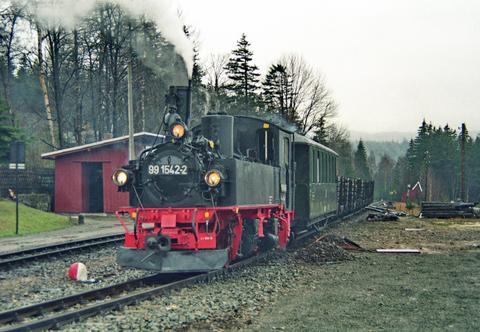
left=82, top=162, right=104, bottom=213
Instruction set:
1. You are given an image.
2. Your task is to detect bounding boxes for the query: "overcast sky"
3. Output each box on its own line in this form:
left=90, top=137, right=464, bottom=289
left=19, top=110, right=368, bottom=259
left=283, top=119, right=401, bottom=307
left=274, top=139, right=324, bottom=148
left=177, top=0, right=480, bottom=135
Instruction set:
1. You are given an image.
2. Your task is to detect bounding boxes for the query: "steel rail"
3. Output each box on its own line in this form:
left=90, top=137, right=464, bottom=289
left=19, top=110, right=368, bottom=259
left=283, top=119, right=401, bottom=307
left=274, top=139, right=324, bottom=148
left=0, top=272, right=188, bottom=326
left=0, top=254, right=264, bottom=332
left=0, top=234, right=124, bottom=269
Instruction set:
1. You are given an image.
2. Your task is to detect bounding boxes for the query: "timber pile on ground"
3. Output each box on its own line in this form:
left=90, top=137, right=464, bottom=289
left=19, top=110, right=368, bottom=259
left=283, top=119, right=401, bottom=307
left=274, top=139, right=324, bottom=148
left=421, top=202, right=478, bottom=219
left=296, top=237, right=354, bottom=264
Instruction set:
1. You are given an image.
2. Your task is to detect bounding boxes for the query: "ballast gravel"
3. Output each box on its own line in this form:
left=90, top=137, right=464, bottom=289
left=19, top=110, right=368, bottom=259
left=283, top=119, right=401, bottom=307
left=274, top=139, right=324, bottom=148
left=60, top=239, right=355, bottom=332
left=0, top=246, right=152, bottom=311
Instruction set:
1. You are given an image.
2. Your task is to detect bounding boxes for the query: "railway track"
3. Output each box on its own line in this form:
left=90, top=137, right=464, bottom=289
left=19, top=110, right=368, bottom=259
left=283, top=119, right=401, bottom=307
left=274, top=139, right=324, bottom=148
left=0, top=255, right=262, bottom=332
left=0, top=209, right=369, bottom=332
left=0, top=234, right=124, bottom=269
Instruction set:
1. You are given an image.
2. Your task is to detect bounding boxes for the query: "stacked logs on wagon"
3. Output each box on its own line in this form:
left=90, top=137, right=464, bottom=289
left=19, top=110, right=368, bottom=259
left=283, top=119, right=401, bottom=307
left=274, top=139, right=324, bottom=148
left=420, top=202, right=479, bottom=219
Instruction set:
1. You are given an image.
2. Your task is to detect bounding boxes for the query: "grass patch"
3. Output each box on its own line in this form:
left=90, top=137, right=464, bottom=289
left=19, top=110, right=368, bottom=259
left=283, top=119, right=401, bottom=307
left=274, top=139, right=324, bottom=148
left=0, top=199, right=71, bottom=237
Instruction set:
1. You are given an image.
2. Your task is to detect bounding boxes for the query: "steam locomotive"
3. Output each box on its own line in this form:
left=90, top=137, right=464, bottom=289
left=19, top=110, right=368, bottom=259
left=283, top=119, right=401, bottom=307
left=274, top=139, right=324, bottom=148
left=113, top=85, right=373, bottom=272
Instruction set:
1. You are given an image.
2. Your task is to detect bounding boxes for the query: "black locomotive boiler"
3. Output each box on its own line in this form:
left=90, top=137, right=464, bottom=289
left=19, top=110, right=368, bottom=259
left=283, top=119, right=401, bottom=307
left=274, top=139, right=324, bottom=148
left=113, top=85, right=373, bottom=272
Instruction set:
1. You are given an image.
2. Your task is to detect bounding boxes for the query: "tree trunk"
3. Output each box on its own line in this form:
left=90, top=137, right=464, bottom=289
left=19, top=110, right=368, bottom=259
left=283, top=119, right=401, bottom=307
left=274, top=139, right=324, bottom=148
left=37, top=25, right=57, bottom=148
left=73, top=30, right=83, bottom=144
left=49, top=31, right=64, bottom=148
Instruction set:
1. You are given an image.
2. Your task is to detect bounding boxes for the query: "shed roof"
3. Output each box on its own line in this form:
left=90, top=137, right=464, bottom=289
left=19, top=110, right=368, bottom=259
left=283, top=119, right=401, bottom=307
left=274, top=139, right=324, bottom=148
left=41, top=132, right=163, bottom=160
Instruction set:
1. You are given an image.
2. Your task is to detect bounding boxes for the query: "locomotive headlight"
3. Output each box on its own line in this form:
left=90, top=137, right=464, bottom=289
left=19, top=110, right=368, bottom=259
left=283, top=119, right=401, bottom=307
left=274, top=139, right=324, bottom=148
left=204, top=170, right=222, bottom=187
left=112, top=169, right=129, bottom=186
left=171, top=123, right=186, bottom=138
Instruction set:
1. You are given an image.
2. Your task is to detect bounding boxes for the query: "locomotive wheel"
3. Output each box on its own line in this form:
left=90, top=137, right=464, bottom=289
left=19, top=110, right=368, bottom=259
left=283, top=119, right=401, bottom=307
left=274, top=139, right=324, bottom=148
left=259, top=218, right=280, bottom=251
left=238, top=219, right=258, bottom=258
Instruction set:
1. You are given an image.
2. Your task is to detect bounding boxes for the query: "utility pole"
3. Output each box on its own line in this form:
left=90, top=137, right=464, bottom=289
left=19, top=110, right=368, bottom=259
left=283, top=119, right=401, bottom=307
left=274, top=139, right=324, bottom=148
left=460, top=123, right=466, bottom=202
left=127, top=61, right=134, bottom=161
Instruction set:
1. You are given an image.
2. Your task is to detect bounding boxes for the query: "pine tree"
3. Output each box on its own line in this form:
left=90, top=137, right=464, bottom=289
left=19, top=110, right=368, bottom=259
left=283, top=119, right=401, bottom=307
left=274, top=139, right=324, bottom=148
left=225, top=34, right=260, bottom=110
left=313, top=117, right=328, bottom=145
left=0, top=96, right=16, bottom=162
left=262, top=63, right=291, bottom=118
left=354, top=139, right=371, bottom=180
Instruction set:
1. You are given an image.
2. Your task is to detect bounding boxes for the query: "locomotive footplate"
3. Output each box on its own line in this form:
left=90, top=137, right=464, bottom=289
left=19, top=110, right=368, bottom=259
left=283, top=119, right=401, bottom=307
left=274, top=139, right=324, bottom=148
left=117, top=247, right=229, bottom=272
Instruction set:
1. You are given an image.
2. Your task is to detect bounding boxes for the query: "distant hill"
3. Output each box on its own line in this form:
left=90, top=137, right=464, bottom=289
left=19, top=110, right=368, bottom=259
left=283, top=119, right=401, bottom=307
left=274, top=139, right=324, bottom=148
left=351, top=130, right=480, bottom=142
left=353, top=140, right=410, bottom=163
left=350, top=131, right=414, bottom=142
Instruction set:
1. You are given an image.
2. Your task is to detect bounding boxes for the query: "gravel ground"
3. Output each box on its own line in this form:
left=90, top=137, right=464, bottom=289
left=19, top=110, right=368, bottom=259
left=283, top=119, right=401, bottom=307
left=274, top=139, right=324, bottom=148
left=59, top=234, right=356, bottom=331
left=0, top=245, right=152, bottom=311
left=239, top=216, right=480, bottom=331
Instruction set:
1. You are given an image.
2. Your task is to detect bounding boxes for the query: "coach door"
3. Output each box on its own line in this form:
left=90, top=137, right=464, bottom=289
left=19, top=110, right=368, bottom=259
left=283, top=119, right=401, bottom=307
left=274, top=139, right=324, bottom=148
left=279, top=132, right=293, bottom=209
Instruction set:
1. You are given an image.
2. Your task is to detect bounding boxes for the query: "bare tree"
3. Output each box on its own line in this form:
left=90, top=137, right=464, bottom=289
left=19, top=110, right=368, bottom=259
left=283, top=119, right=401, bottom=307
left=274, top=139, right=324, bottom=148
left=205, top=53, right=229, bottom=93
left=204, top=53, right=229, bottom=112
left=264, top=54, right=337, bottom=135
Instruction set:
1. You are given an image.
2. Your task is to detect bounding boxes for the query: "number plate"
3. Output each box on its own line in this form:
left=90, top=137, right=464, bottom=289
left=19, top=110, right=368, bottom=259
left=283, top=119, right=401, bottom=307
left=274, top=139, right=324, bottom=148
left=148, top=164, right=188, bottom=175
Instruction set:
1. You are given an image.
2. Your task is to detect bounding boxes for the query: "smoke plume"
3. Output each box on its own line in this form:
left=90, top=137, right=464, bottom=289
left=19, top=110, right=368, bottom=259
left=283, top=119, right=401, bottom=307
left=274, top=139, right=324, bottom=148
left=18, top=0, right=194, bottom=77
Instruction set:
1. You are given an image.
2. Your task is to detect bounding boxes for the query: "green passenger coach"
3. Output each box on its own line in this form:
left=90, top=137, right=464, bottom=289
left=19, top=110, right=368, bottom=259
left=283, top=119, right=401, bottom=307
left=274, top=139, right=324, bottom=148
left=293, top=133, right=338, bottom=231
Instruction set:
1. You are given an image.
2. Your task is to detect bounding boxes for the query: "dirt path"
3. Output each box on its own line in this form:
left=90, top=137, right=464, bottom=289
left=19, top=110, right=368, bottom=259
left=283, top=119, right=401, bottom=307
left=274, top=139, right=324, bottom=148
left=235, top=216, right=480, bottom=331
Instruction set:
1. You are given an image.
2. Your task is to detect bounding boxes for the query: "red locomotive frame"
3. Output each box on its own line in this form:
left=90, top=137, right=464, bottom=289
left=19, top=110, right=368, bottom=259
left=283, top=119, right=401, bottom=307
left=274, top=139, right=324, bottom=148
left=116, top=204, right=293, bottom=263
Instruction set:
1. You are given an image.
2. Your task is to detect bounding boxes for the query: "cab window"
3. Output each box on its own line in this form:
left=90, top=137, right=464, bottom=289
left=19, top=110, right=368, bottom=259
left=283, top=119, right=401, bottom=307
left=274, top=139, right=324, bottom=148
left=258, top=129, right=274, bottom=164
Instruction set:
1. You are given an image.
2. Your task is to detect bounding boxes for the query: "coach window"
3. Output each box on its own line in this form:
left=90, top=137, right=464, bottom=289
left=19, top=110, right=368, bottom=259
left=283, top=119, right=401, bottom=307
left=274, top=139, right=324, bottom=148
left=326, top=155, right=329, bottom=182
left=312, top=150, right=316, bottom=182
left=283, top=137, right=290, bottom=166
left=318, top=152, right=322, bottom=182
left=333, top=158, right=337, bottom=181
left=330, top=156, right=334, bottom=182
left=332, top=156, right=336, bottom=182
left=326, top=155, right=330, bottom=182
left=329, top=155, right=332, bottom=181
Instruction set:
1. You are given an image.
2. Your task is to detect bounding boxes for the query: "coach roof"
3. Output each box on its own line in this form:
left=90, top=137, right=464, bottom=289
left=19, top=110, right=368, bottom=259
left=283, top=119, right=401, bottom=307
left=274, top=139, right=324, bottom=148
left=294, top=133, right=339, bottom=156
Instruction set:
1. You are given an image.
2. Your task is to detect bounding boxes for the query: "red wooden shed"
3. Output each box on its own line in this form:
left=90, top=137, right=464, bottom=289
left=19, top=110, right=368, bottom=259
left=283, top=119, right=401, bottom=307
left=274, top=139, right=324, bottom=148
left=42, top=132, right=161, bottom=214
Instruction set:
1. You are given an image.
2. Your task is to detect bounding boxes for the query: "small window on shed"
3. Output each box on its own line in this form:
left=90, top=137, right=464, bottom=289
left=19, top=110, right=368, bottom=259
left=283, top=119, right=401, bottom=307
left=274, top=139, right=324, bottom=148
left=316, top=151, right=320, bottom=183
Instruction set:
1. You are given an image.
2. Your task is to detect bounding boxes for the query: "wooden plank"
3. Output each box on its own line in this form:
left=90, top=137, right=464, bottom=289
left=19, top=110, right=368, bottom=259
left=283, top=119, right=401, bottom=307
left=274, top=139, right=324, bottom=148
left=376, top=248, right=421, bottom=253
